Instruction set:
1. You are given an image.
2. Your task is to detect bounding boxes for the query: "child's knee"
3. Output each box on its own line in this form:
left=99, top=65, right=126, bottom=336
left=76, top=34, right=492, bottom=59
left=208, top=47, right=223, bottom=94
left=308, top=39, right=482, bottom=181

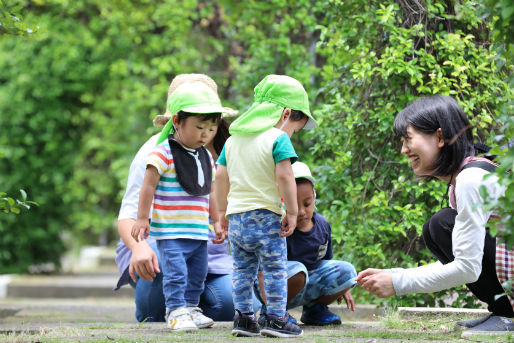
left=331, top=261, right=357, bottom=279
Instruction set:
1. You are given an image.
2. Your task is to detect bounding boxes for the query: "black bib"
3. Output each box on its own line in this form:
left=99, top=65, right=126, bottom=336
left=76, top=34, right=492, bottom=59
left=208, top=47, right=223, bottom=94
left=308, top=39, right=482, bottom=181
left=168, top=137, right=212, bottom=196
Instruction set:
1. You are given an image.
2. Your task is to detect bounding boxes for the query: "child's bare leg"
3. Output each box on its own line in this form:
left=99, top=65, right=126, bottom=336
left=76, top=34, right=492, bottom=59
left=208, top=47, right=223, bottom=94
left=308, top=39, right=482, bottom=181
left=312, top=287, right=352, bottom=305
left=258, top=270, right=306, bottom=304
left=287, top=272, right=306, bottom=302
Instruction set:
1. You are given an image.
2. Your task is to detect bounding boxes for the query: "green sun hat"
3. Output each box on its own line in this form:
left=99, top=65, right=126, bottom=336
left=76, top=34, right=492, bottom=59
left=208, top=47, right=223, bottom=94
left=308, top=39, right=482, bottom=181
left=229, top=75, right=317, bottom=135
left=156, top=81, right=225, bottom=145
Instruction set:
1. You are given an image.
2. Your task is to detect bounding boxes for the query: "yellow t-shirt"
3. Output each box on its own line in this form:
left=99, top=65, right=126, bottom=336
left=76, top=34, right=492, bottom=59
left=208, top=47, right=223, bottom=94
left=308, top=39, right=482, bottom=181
left=218, top=127, right=298, bottom=216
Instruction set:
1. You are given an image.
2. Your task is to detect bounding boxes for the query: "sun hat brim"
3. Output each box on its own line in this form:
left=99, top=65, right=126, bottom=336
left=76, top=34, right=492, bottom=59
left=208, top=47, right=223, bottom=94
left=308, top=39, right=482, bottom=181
left=296, top=175, right=315, bottom=185
left=178, top=103, right=226, bottom=115
left=161, top=106, right=238, bottom=118
left=303, top=115, right=317, bottom=129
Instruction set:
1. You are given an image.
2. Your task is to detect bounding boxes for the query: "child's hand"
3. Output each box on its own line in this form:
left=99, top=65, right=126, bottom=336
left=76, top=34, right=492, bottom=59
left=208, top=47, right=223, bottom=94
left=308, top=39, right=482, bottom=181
left=219, top=211, right=229, bottom=237
left=337, top=290, right=355, bottom=312
left=212, top=221, right=225, bottom=244
left=281, top=212, right=297, bottom=237
left=131, top=219, right=150, bottom=242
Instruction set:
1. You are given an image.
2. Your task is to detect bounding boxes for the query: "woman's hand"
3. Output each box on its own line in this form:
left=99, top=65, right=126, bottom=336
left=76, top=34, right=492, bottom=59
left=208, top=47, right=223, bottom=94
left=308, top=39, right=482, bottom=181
left=355, top=268, right=396, bottom=298
left=128, top=240, right=160, bottom=282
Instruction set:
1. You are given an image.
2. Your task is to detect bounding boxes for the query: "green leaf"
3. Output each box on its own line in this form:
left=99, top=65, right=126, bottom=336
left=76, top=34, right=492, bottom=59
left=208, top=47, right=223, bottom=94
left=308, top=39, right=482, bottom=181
left=19, top=189, right=27, bottom=201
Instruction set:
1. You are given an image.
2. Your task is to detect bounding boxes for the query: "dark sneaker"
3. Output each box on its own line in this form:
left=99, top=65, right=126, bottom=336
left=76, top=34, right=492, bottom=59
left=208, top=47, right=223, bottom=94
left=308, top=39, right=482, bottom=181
left=260, top=313, right=303, bottom=338
left=465, top=315, right=514, bottom=332
left=232, top=310, right=260, bottom=337
left=258, top=304, right=267, bottom=327
left=455, top=313, right=492, bottom=328
left=301, top=303, right=341, bottom=326
left=258, top=305, right=298, bottom=327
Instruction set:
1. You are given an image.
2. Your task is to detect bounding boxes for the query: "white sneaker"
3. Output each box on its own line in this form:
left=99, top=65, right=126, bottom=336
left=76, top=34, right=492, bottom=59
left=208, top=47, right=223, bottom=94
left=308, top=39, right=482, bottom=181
left=188, top=306, right=214, bottom=328
left=166, top=307, right=198, bottom=331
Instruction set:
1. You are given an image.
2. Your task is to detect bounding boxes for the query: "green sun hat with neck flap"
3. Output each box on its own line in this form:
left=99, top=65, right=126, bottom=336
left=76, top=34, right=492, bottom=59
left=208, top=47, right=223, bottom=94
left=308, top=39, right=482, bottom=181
left=156, top=81, right=225, bottom=145
left=229, top=75, right=317, bottom=135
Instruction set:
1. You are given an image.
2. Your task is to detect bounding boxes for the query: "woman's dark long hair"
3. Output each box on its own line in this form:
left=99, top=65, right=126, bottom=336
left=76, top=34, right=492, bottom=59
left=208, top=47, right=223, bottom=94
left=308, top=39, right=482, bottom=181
left=393, top=95, right=475, bottom=177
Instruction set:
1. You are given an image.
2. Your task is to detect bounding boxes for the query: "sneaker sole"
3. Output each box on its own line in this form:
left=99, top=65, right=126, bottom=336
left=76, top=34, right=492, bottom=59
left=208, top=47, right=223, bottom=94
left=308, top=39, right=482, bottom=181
left=196, top=321, right=214, bottom=329
left=260, top=328, right=304, bottom=338
left=231, top=329, right=261, bottom=337
left=302, top=319, right=342, bottom=326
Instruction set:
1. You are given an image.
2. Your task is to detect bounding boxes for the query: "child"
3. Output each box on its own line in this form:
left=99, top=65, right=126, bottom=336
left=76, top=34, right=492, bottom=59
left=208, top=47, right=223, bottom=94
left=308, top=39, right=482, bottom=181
left=255, top=162, right=357, bottom=326
left=286, top=161, right=357, bottom=325
left=131, top=81, right=225, bottom=331
left=215, top=75, right=317, bottom=338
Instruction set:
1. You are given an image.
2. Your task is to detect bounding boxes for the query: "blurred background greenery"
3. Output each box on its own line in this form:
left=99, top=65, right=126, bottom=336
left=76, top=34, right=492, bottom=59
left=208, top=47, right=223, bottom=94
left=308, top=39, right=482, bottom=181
left=1, top=0, right=513, bottom=307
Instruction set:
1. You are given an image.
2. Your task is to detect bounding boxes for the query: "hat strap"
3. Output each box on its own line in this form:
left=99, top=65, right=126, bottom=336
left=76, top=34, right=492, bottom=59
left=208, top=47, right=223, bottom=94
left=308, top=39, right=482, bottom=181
left=278, top=116, right=290, bottom=130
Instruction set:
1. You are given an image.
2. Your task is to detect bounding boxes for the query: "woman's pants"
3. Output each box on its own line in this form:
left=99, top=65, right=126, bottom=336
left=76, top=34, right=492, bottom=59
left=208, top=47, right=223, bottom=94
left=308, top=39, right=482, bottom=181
left=422, top=207, right=514, bottom=317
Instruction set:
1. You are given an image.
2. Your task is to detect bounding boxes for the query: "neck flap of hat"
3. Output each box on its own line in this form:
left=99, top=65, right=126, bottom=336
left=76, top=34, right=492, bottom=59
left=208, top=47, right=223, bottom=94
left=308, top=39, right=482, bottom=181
left=229, top=75, right=315, bottom=135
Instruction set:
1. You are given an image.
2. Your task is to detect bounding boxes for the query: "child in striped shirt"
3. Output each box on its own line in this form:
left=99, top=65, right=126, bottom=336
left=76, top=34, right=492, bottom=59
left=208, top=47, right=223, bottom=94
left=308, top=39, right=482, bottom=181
left=131, top=81, right=226, bottom=332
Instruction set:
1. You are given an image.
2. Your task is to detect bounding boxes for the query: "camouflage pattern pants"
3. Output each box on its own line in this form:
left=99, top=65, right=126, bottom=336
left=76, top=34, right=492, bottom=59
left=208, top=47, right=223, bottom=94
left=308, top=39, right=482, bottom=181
left=228, top=209, right=287, bottom=317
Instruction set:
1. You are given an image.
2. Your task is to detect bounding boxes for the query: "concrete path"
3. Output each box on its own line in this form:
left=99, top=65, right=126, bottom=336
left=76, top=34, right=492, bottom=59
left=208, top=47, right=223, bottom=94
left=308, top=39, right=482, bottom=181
left=0, top=247, right=510, bottom=342
left=0, top=298, right=509, bottom=342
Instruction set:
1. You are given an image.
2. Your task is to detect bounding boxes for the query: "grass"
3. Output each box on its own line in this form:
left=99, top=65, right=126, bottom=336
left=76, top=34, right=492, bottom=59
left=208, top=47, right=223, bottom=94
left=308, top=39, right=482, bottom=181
left=2, top=323, right=513, bottom=343
left=2, top=308, right=514, bottom=343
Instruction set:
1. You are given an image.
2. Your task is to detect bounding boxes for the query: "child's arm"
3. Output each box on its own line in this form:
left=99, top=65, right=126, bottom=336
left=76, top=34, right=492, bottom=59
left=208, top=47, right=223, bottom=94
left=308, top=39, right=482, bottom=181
left=275, top=159, right=298, bottom=237
left=131, top=165, right=160, bottom=242
left=209, top=178, right=224, bottom=244
left=214, top=164, right=230, bottom=238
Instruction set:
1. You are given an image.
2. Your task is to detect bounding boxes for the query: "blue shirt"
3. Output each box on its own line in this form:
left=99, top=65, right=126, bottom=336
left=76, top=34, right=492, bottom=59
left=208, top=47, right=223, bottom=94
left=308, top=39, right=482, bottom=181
left=286, top=213, right=333, bottom=271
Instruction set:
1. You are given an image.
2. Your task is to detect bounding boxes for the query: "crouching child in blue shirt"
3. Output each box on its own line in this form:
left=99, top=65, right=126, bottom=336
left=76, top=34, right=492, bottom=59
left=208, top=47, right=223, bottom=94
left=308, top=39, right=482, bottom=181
left=281, top=162, right=358, bottom=325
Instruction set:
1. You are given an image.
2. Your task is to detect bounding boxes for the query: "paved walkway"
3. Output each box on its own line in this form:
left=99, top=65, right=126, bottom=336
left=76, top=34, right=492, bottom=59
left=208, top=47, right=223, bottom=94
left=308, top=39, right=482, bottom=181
left=0, top=248, right=509, bottom=342
left=1, top=297, right=507, bottom=342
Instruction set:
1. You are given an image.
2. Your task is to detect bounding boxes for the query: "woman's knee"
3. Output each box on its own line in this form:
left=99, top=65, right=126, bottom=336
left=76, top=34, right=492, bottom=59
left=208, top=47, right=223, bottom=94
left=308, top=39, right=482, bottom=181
left=422, top=208, right=456, bottom=243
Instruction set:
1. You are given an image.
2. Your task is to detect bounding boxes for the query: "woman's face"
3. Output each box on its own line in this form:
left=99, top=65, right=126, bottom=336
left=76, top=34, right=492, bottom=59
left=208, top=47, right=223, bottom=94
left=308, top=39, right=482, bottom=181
left=400, top=126, right=444, bottom=176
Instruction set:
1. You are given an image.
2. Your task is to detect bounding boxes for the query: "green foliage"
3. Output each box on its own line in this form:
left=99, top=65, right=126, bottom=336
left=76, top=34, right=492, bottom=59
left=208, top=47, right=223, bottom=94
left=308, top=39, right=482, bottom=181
left=478, top=0, right=514, bottom=48
left=477, top=0, right=514, bottom=253
left=0, top=189, right=38, bottom=214
left=0, top=0, right=37, bottom=35
left=0, top=0, right=229, bottom=271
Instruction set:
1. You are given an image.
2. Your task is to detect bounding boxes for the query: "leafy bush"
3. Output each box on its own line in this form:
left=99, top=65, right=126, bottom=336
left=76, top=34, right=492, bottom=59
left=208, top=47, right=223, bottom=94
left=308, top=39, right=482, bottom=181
left=0, top=0, right=234, bottom=271
left=0, top=189, right=37, bottom=214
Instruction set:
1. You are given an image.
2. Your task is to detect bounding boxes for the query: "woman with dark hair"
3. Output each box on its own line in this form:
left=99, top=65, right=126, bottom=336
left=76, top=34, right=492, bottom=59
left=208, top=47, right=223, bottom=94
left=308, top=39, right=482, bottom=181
left=356, top=95, right=514, bottom=333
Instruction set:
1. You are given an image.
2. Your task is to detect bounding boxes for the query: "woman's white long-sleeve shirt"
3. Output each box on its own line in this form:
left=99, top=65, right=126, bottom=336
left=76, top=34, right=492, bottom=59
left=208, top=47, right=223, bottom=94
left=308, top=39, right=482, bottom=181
left=390, top=166, right=505, bottom=295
